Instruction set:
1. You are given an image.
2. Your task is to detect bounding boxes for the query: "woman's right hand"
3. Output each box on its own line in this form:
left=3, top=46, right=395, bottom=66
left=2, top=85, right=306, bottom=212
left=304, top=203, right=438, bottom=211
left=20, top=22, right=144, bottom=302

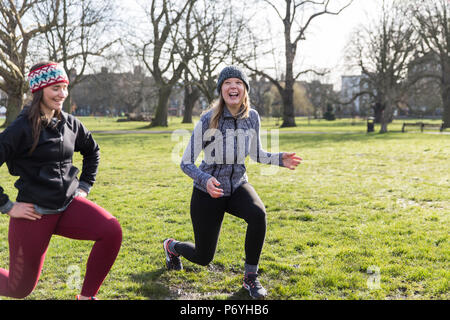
left=7, top=202, right=42, bottom=220
left=206, top=177, right=224, bottom=198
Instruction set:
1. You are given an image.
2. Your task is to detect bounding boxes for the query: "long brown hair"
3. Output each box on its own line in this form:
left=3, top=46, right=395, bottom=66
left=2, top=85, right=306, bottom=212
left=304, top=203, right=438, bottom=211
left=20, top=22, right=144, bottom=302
left=204, top=89, right=251, bottom=129
left=27, top=61, right=61, bottom=155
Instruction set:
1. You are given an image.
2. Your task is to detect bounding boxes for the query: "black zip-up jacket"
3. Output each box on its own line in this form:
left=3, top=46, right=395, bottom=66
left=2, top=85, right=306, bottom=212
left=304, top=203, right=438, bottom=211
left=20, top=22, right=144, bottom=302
left=0, top=109, right=99, bottom=212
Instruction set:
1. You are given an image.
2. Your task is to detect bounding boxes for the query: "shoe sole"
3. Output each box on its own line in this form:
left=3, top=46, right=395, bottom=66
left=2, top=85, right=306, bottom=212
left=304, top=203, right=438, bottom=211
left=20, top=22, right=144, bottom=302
left=242, top=283, right=267, bottom=300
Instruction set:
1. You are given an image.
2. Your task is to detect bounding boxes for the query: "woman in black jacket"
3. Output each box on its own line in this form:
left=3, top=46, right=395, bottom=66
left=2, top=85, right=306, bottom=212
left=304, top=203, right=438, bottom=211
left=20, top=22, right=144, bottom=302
left=0, top=62, right=122, bottom=300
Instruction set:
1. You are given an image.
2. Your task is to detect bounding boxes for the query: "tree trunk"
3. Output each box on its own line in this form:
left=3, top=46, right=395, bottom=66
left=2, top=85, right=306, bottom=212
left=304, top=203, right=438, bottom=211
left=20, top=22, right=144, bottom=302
left=4, top=95, right=23, bottom=128
left=442, top=91, right=450, bottom=129
left=63, top=90, right=73, bottom=113
left=281, top=85, right=296, bottom=127
left=373, top=102, right=385, bottom=123
left=2, top=86, right=24, bottom=128
left=182, top=84, right=200, bottom=124
left=281, top=42, right=296, bottom=127
left=150, top=86, right=172, bottom=127
left=281, top=4, right=296, bottom=128
left=379, top=102, right=394, bottom=133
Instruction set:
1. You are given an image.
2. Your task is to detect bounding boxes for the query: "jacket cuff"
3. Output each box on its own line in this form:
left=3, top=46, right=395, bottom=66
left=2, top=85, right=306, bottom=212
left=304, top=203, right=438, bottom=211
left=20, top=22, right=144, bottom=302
left=278, top=153, right=285, bottom=167
left=198, top=172, right=213, bottom=190
left=78, top=181, right=92, bottom=194
left=0, top=200, right=14, bottom=214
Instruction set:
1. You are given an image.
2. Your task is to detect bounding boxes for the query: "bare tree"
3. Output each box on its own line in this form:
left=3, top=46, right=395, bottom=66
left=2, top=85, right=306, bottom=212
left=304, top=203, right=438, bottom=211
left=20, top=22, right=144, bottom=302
left=33, top=0, right=118, bottom=113
left=237, top=0, right=352, bottom=127
left=411, top=0, right=450, bottom=128
left=0, top=0, right=59, bottom=127
left=178, top=0, right=248, bottom=123
left=139, top=0, right=196, bottom=127
left=185, top=0, right=246, bottom=104
left=181, top=68, right=200, bottom=123
left=345, top=0, right=420, bottom=133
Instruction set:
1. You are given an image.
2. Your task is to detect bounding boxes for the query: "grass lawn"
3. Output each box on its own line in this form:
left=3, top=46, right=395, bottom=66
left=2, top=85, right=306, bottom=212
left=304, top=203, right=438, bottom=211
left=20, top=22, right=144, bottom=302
left=79, top=115, right=444, bottom=133
left=0, top=117, right=448, bottom=300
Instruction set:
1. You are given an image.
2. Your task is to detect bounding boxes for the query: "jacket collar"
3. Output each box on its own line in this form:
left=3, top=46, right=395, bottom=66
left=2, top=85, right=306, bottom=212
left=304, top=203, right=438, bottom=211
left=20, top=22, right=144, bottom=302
left=223, top=105, right=245, bottom=119
left=59, top=110, right=68, bottom=124
left=45, top=110, right=68, bottom=132
left=223, top=106, right=234, bottom=119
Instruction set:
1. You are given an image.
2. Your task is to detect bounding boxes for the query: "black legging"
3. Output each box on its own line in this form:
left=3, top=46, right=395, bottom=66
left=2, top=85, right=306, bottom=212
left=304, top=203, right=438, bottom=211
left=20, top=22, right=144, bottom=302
left=175, top=183, right=266, bottom=266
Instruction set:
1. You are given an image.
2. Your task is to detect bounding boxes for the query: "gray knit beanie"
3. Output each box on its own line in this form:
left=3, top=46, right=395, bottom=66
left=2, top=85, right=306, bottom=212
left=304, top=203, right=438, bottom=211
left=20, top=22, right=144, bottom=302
left=216, top=65, right=250, bottom=94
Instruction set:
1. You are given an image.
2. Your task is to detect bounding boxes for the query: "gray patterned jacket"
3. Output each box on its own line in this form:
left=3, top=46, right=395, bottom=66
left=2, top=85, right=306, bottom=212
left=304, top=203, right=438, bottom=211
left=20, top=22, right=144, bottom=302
left=180, top=106, right=284, bottom=196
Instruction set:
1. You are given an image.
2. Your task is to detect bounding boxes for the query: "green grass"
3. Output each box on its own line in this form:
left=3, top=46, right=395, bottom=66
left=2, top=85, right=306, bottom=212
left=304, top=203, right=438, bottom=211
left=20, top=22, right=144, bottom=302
left=81, top=115, right=443, bottom=133
left=0, top=117, right=448, bottom=300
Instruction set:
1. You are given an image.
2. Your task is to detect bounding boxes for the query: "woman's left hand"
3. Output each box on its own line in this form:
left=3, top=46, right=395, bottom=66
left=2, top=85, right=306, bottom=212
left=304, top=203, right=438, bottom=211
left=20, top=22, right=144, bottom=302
left=282, top=152, right=302, bottom=170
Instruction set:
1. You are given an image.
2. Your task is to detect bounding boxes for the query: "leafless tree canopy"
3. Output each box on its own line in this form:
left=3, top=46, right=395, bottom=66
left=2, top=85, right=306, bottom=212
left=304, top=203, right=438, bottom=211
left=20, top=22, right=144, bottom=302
left=237, top=0, right=353, bottom=127
left=137, top=0, right=197, bottom=127
left=0, top=0, right=60, bottom=126
left=0, top=0, right=448, bottom=130
left=34, top=0, right=118, bottom=112
left=411, top=0, right=450, bottom=128
left=345, top=0, right=420, bottom=132
left=185, top=0, right=247, bottom=104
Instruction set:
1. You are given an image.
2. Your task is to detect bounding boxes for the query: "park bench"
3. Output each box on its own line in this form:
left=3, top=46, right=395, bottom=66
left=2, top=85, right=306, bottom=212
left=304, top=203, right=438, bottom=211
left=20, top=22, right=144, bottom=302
left=402, top=122, right=445, bottom=132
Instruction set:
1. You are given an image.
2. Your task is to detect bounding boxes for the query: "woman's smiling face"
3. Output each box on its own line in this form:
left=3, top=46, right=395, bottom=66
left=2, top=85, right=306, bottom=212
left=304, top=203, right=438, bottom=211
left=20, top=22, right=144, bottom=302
left=40, top=83, right=68, bottom=115
left=221, top=77, right=245, bottom=110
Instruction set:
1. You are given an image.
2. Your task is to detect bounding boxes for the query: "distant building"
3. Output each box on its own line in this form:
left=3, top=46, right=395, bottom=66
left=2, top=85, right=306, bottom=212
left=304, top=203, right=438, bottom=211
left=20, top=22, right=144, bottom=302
left=71, top=66, right=158, bottom=116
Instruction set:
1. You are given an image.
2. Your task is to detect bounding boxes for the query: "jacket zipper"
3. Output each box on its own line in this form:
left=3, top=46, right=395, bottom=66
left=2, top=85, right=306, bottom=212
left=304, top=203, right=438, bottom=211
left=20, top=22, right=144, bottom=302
left=59, top=132, right=64, bottom=188
left=230, top=118, right=237, bottom=194
left=214, top=120, right=226, bottom=183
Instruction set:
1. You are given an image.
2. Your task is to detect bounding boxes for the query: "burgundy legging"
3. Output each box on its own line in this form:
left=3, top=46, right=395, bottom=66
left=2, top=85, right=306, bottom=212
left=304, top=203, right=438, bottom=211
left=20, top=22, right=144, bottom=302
left=0, top=196, right=122, bottom=299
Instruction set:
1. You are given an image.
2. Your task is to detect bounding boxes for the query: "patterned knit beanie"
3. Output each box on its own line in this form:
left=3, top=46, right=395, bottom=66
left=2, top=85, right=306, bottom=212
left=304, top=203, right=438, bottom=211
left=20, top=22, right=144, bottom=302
left=216, top=65, right=250, bottom=94
left=28, top=63, right=69, bottom=93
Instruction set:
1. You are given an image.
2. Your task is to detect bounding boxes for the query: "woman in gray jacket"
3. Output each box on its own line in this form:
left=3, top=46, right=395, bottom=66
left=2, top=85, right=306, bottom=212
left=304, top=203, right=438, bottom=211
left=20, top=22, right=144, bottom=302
left=163, top=66, right=301, bottom=299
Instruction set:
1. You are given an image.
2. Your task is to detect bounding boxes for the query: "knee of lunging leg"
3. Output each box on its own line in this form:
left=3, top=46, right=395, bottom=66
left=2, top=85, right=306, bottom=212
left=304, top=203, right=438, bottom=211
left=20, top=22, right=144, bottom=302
left=197, top=256, right=214, bottom=267
left=103, top=217, right=123, bottom=244
left=8, top=286, right=34, bottom=299
left=248, top=207, right=266, bottom=226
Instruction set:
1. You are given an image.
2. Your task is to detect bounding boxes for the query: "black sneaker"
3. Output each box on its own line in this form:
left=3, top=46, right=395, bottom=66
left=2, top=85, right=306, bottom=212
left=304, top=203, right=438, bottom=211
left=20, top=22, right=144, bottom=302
left=163, top=238, right=183, bottom=271
left=243, top=273, right=267, bottom=299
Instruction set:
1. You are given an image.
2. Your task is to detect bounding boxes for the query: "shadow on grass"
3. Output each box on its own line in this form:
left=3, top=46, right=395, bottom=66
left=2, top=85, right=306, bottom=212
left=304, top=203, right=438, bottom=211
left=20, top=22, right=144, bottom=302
left=278, top=121, right=367, bottom=128
left=130, top=268, right=173, bottom=299
left=227, top=287, right=253, bottom=300
left=130, top=267, right=256, bottom=300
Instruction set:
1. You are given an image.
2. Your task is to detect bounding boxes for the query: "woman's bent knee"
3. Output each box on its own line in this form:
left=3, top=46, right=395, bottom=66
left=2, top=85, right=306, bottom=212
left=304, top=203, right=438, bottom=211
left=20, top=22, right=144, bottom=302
left=106, top=217, right=122, bottom=237
left=7, top=284, right=36, bottom=299
left=197, top=257, right=213, bottom=267
left=247, top=206, right=266, bottom=226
